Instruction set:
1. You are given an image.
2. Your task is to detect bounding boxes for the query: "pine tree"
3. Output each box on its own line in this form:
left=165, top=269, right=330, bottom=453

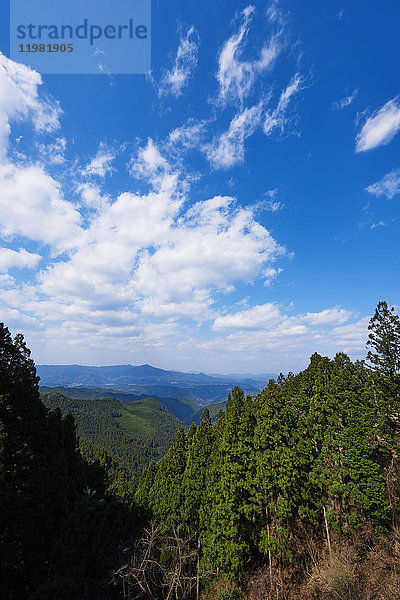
left=367, top=301, right=400, bottom=377
left=367, top=301, right=400, bottom=439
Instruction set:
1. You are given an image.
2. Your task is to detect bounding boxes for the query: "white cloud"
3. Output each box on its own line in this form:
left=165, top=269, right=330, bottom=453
left=159, top=26, right=199, bottom=97
left=205, top=102, right=263, bottom=169
left=212, top=304, right=352, bottom=333
left=213, top=302, right=282, bottom=331
left=333, top=89, right=358, bottom=110
left=263, top=73, right=303, bottom=136
left=130, top=138, right=169, bottom=178
left=330, top=317, right=369, bottom=350
left=266, top=0, right=286, bottom=26
left=216, top=6, right=279, bottom=105
left=0, top=306, right=42, bottom=331
left=31, top=187, right=284, bottom=332
left=355, top=98, right=400, bottom=152
left=366, top=167, right=400, bottom=199
left=0, top=164, right=82, bottom=253
left=0, top=247, right=41, bottom=272
left=0, top=51, right=61, bottom=160
left=131, top=195, right=284, bottom=318
left=301, top=307, right=352, bottom=326
left=37, top=137, right=67, bottom=165
left=129, top=138, right=182, bottom=197
left=370, top=220, right=386, bottom=229
left=82, top=142, right=116, bottom=177
left=77, top=183, right=110, bottom=211
left=203, top=304, right=368, bottom=370
left=168, top=120, right=208, bottom=150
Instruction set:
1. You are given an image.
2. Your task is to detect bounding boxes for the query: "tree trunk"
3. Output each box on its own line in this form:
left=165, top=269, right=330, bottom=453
left=266, top=506, right=272, bottom=588
left=196, top=536, right=200, bottom=600
left=323, top=505, right=332, bottom=556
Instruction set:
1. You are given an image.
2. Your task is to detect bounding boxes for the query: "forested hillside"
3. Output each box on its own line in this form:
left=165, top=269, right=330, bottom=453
left=127, top=301, right=400, bottom=599
left=0, top=324, right=132, bottom=599
left=40, top=385, right=200, bottom=422
left=41, top=392, right=182, bottom=482
left=1, top=301, right=399, bottom=599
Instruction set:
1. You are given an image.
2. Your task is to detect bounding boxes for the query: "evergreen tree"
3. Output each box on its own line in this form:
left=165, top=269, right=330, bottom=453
left=182, top=409, right=213, bottom=532
left=149, top=426, right=187, bottom=528
left=367, top=301, right=400, bottom=377
left=367, top=301, right=400, bottom=438
left=0, top=323, right=119, bottom=599
left=203, top=387, right=256, bottom=579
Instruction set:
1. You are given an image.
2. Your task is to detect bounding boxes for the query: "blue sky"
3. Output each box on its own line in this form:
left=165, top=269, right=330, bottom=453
left=0, top=0, right=399, bottom=373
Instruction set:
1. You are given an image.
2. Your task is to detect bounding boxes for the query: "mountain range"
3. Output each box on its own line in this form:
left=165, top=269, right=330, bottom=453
left=37, top=363, right=276, bottom=405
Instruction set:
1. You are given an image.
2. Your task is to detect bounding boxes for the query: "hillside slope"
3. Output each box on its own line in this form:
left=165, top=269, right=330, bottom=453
left=40, top=385, right=199, bottom=422
left=41, top=392, right=182, bottom=479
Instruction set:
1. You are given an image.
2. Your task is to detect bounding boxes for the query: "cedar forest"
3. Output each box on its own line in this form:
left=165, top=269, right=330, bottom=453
left=0, top=301, right=399, bottom=600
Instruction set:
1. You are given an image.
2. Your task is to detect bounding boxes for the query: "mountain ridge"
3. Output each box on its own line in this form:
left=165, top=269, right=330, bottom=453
left=36, top=363, right=277, bottom=395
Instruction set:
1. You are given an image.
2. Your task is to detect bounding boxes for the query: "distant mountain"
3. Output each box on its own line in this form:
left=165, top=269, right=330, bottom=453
left=36, top=363, right=276, bottom=404
left=208, top=372, right=277, bottom=383
left=37, top=363, right=221, bottom=387
left=186, top=400, right=227, bottom=426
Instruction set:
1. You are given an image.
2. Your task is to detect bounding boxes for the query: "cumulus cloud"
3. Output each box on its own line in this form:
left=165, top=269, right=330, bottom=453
left=205, top=103, right=263, bottom=168
left=366, top=167, right=400, bottom=199
left=204, top=304, right=367, bottom=369
left=213, top=302, right=282, bottom=331
left=0, top=247, right=41, bottom=272
left=159, top=26, right=199, bottom=97
left=301, top=307, right=352, bottom=325
left=356, top=98, right=400, bottom=152
left=0, top=50, right=361, bottom=372
left=129, top=138, right=183, bottom=197
left=216, top=5, right=279, bottom=105
left=213, top=303, right=352, bottom=332
left=0, top=306, right=42, bottom=331
left=0, top=52, right=61, bottom=159
left=25, top=184, right=285, bottom=337
left=132, top=195, right=284, bottom=318
left=0, top=164, right=82, bottom=252
left=130, top=138, right=169, bottom=178
left=330, top=317, right=369, bottom=350
left=77, top=183, right=110, bottom=211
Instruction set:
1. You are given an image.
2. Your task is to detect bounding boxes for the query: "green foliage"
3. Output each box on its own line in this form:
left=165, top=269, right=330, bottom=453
left=147, top=426, right=188, bottom=527
left=41, top=392, right=182, bottom=482
left=182, top=409, right=213, bottom=531
left=367, top=301, right=400, bottom=377
left=2, top=301, right=400, bottom=599
left=202, top=388, right=257, bottom=578
left=136, top=304, right=400, bottom=589
left=366, top=301, right=400, bottom=442
left=40, top=385, right=200, bottom=422
left=0, top=323, right=133, bottom=599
